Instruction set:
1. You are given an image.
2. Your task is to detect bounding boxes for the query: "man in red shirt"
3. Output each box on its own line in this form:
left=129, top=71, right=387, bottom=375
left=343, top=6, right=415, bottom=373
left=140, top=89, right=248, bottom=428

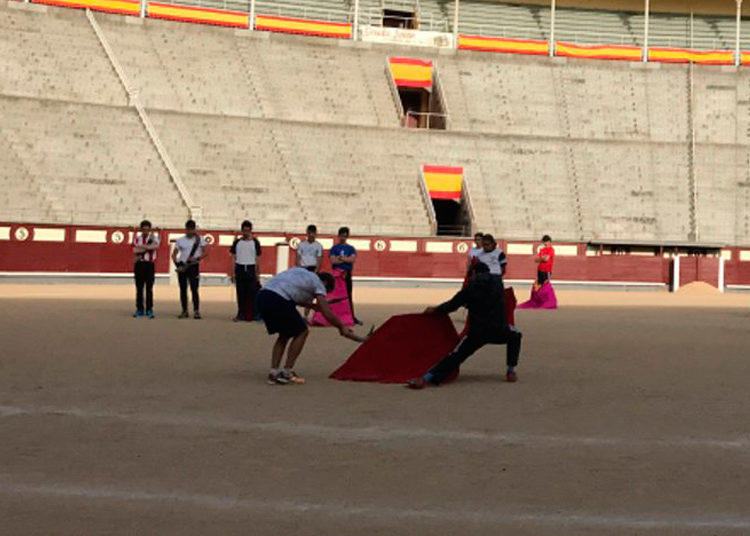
left=535, top=234, right=555, bottom=285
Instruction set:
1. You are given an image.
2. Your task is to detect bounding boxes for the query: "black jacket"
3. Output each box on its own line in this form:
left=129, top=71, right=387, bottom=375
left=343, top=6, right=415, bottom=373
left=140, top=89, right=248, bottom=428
left=435, top=273, right=507, bottom=334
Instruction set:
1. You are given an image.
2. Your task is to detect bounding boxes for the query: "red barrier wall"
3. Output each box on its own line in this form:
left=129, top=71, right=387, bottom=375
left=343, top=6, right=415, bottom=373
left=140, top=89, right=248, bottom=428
left=1, top=223, right=747, bottom=286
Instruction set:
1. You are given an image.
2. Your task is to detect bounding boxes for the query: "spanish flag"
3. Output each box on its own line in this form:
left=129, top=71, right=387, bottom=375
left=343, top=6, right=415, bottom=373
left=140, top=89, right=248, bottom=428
left=556, top=42, right=642, bottom=61
left=648, top=47, right=734, bottom=65
left=458, top=35, right=549, bottom=56
left=148, top=2, right=248, bottom=27
left=255, top=14, right=352, bottom=38
left=422, top=165, right=463, bottom=201
left=389, top=57, right=433, bottom=90
left=33, top=0, right=140, bottom=16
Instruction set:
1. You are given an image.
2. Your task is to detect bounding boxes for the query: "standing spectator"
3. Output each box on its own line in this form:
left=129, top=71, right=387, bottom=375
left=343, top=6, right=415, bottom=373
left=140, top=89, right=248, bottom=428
left=330, top=226, right=362, bottom=325
left=466, top=231, right=484, bottom=272
left=172, top=220, right=208, bottom=319
left=132, top=220, right=160, bottom=319
left=475, top=233, right=508, bottom=277
left=297, top=224, right=323, bottom=272
left=230, top=220, right=261, bottom=322
left=469, top=232, right=484, bottom=259
left=535, top=234, right=555, bottom=286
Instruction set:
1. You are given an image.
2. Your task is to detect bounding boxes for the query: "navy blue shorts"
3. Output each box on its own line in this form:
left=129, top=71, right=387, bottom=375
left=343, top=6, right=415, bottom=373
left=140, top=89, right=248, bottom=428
left=256, top=289, right=308, bottom=338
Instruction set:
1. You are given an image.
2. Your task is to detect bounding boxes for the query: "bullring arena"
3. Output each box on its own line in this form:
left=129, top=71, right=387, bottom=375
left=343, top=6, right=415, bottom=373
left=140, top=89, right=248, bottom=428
left=1, top=283, right=750, bottom=534
left=3, top=0, right=750, bottom=532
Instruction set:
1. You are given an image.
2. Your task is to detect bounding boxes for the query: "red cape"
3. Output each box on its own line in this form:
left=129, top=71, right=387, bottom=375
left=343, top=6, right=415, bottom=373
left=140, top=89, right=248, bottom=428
left=330, top=313, right=460, bottom=383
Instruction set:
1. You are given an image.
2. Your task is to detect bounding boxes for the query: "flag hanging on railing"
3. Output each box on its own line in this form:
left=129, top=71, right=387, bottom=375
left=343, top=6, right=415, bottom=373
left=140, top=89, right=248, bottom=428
left=422, top=165, right=463, bottom=201
left=389, top=57, right=433, bottom=90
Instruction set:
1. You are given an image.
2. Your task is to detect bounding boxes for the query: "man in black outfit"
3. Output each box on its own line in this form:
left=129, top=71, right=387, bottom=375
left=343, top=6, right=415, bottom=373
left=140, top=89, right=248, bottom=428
left=230, top=220, right=262, bottom=322
left=172, top=220, right=208, bottom=319
left=407, top=262, right=522, bottom=388
left=132, top=219, right=160, bottom=319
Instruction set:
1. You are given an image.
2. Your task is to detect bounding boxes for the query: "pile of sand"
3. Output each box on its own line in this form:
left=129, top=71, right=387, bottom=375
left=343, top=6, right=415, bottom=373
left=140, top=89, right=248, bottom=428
left=676, top=281, right=720, bottom=295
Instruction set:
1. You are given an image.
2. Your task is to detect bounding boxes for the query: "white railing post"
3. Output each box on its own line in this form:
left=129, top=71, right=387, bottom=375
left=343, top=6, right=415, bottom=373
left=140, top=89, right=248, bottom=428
left=275, top=243, right=290, bottom=274
left=672, top=255, right=680, bottom=291
left=353, top=0, right=359, bottom=39
left=140, top=0, right=146, bottom=18
left=549, top=0, right=556, bottom=57
left=643, top=0, right=650, bottom=62
left=249, top=0, right=257, bottom=30
left=718, top=257, right=726, bottom=292
left=736, top=0, right=743, bottom=67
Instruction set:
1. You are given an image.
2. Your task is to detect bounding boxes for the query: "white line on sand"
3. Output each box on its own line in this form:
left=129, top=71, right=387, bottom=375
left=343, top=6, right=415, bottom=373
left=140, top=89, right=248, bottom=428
left=1, top=480, right=749, bottom=531
left=2, top=404, right=750, bottom=451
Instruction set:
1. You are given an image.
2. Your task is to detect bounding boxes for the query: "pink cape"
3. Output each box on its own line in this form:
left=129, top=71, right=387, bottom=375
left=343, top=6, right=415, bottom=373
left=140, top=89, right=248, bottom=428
left=518, top=282, right=558, bottom=310
left=330, top=313, right=460, bottom=383
left=311, top=269, right=354, bottom=327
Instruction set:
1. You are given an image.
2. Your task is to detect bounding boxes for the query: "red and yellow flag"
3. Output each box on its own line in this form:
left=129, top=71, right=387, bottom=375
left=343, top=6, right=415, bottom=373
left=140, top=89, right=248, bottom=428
left=389, top=57, right=433, bottom=89
left=458, top=35, right=549, bottom=55
left=33, top=0, right=139, bottom=16
left=556, top=42, right=642, bottom=61
left=255, top=14, right=352, bottom=38
left=649, top=47, right=734, bottom=65
left=422, top=166, right=463, bottom=201
left=148, top=2, right=248, bottom=27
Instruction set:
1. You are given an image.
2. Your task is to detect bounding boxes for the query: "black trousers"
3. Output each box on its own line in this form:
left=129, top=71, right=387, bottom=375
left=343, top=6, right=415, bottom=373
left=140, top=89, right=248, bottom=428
left=342, top=269, right=357, bottom=319
left=537, top=270, right=551, bottom=285
left=178, top=264, right=200, bottom=312
left=134, top=261, right=155, bottom=312
left=428, top=328, right=522, bottom=385
left=234, top=264, right=258, bottom=319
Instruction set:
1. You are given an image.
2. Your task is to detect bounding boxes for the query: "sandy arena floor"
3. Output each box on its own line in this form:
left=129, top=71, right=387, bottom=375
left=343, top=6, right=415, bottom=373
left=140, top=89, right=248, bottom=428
left=1, top=283, right=749, bottom=535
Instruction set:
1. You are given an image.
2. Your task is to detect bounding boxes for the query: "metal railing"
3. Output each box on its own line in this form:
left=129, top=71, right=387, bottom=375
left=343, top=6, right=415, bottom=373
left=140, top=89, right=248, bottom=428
left=255, top=1, right=351, bottom=22
left=360, top=7, right=449, bottom=33
left=86, top=8, right=201, bottom=222
left=403, top=111, right=447, bottom=130
left=417, top=173, right=438, bottom=236
left=384, top=59, right=405, bottom=122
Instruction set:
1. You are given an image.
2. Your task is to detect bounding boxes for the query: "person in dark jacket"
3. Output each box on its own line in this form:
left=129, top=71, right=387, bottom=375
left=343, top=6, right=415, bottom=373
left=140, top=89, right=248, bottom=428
left=407, top=262, right=522, bottom=388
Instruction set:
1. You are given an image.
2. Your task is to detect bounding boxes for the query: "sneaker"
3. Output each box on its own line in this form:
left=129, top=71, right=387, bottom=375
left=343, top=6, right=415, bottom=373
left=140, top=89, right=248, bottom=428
left=178, top=311, right=189, bottom=319
left=406, top=377, right=428, bottom=390
left=133, top=310, right=144, bottom=318
left=506, top=371, right=518, bottom=383
left=267, top=371, right=290, bottom=385
left=282, top=370, right=306, bottom=385
left=146, top=310, right=154, bottom=319
left=193, top=311, right=202, bottom=320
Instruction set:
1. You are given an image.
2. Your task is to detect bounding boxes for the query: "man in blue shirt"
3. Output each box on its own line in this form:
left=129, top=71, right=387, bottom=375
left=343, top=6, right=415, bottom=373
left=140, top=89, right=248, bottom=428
left=329, top=226, right=362, bottom=325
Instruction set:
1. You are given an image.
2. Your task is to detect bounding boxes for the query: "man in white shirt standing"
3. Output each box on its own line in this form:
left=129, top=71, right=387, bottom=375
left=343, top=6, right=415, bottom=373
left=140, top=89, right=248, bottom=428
left=230, top=220, right=261, bottom=322
left=475, top=233, right=508, bottom=277
left=469, top=232, right=484, bottom=260
left=132, top=219, right=160, bottom=319
left=296, top=224, right=323, bottom=272
left=172, top=219, right=208, bottom=319
left=256, top=267, right=362, bottom=385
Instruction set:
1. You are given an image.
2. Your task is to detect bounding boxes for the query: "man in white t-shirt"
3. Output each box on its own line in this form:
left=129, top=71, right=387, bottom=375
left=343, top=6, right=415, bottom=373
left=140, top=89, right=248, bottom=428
left=469, top=232, right=484, bottom=260
left=256, top=267, right=362, bottom=385
left=230, top=220, right=261, bottom=322
left=171, top=219, right=208, bottom=319
left=475, top=233, right=507, bottom=277
left=297, top=224, right=323, bottom=272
